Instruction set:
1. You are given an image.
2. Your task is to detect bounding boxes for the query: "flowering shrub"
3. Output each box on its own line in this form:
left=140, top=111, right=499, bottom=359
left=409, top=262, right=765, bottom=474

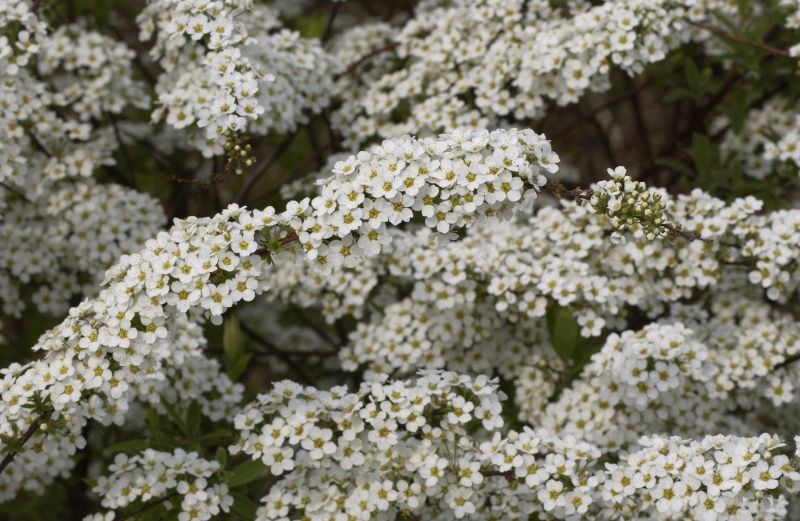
left=2, top=0, right=800, bottom=520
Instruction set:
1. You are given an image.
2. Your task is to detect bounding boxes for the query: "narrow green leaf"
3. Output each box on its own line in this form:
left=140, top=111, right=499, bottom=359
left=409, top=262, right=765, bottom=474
left=224, top=314, right=245, bottom=359
left=224, top=314, right=249, bottom=380
left=161, top=400, right=187, bottom=433
left=230, top=492, right=259, bottom=520
left=106, top=439, right=150, bottom=454
left=663, top=88, right=691, bottom=103
left=185, top=400, right=201, bottom=437
left=215, top=447, right=228, bottom=468
left=545, top=305, right=580, bottom=362
left=690, top=133, right=714, bottom=174
left=228, top=352, right=252, bottom=381
left=199, top=428, right=235, bottom=446
left=227, top=459, right=268, bottom=488
left=655, top=157, right=695, bottom=178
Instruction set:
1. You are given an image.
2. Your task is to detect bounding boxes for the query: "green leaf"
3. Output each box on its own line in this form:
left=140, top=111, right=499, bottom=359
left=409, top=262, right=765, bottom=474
left=199, top=428, right=235, bottom=446
left=106, top=439, right=150, bottom=454
left=230, top=492, right=258, bottom=520
left=224, top=314, right=246, bottom=359
left=545, top=305, right=580, bottom=362
left=185, top=400, right=201, bottom=437
left=224, top=314, right=250, bottom=380
left=215, top=447, right=228, bottom=468
left=690, top=133, right=714, bottom=174
left=226, top=459, right=268, bottom=488
left=663, top=88, right=692, bottom=103
left=570, top=337, right=604, bottom=375
left=228, top=352, right=252, bottom=381
left=655, top=158, right=695, bottom=178
left=684, top=58, right=701, bottom=92
left=161, top=400, right=187, bottom=433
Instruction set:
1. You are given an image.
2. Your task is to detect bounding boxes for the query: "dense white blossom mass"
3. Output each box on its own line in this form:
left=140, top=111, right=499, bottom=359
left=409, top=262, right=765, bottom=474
left=2, top=0, right=800, bottom=519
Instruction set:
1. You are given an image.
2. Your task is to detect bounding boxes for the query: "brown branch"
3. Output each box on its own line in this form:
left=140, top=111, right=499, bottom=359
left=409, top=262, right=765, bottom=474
left=689, top=21, right=790, bottom=58
left=775, top=353, right=800, bottom=370
left=240, top=323, right=313, bottom=384
left=234, top=132, right=299, bottom=205
left=542, top=180, right=711, bottom=243
left=337, top=41, right=399, bottom=79
left=543, top=179, right=593, bottom=202
left=0, top=420, right=42, bottom=476
left=480, top=469, right=515, bottom=480
left=322, top=1, right=341, bottom=42
left=0, top=181, right=31, bottom=203
left=115, top=493, right=176, bottom=521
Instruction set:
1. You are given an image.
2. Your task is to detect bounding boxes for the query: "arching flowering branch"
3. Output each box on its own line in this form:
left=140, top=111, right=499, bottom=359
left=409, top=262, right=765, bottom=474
left=0, top=128, right=559, bottom=497
left=225, top=370, right=799, bottom=520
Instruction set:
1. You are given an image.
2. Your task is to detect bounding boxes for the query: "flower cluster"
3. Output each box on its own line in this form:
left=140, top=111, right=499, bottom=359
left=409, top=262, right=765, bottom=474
left=38, top=24, right=148, bottom=121
left=88, top=449, right=232, bottom=521
left=141, top=2, right=335, bottom=156
left=542, top=323, right=723, bottom=450
left=2, top=0, right=800, bottom=518
left=230, top=369, right=799, bottom=520
left=292, top=128, right=558, bottom=266
left=769, top=115, right=800, bottom=170
left=139, top=0, right=265, bottom=155
left=0, top=129, right=560, bottom=500
left=244, top=7, right=336, bottom=136
left=259, top=174, right=778, bottom=380
left=601, top=434, right=797, bottom=520
left=332, top=0, right=741, bottom=147
left=232, top=370, right=593, bottom=520
left=782, top=0, right=800, bottom=29
left=717, top=98, right=798, bottom=179
left=0, top=182, right=163, bottom=319
left=0, top=3, right=162, bottom=325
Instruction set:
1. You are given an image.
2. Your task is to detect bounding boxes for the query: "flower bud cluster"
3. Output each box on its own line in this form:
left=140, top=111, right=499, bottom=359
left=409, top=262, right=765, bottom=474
left=590, top=166, right=669, bottom=241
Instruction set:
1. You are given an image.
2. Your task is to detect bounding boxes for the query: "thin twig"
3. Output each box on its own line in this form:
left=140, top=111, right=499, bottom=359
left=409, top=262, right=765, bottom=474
left=290, top=305, right=341, bottom=348
left=234, top=132, right=299, bottom=205
left=0, top=420, right=42, bottom=476
left=0, top=181, right=31, bottom=203
left=240, top=323, right=313, bottom=384
left=322, top=1, right=341, bottom=42
left=542, top=180, right=711, bottom=243
left=622, top=74, right=654, bottom=165
left=336, top=41, right=399, bottom=79
left=106, top=112, right=136, bottom=187
left=689, top=21, right=790, bottom=58
left=775, top=353, right=800, bottom=370
left=116, top=493, right=176, bottom=521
